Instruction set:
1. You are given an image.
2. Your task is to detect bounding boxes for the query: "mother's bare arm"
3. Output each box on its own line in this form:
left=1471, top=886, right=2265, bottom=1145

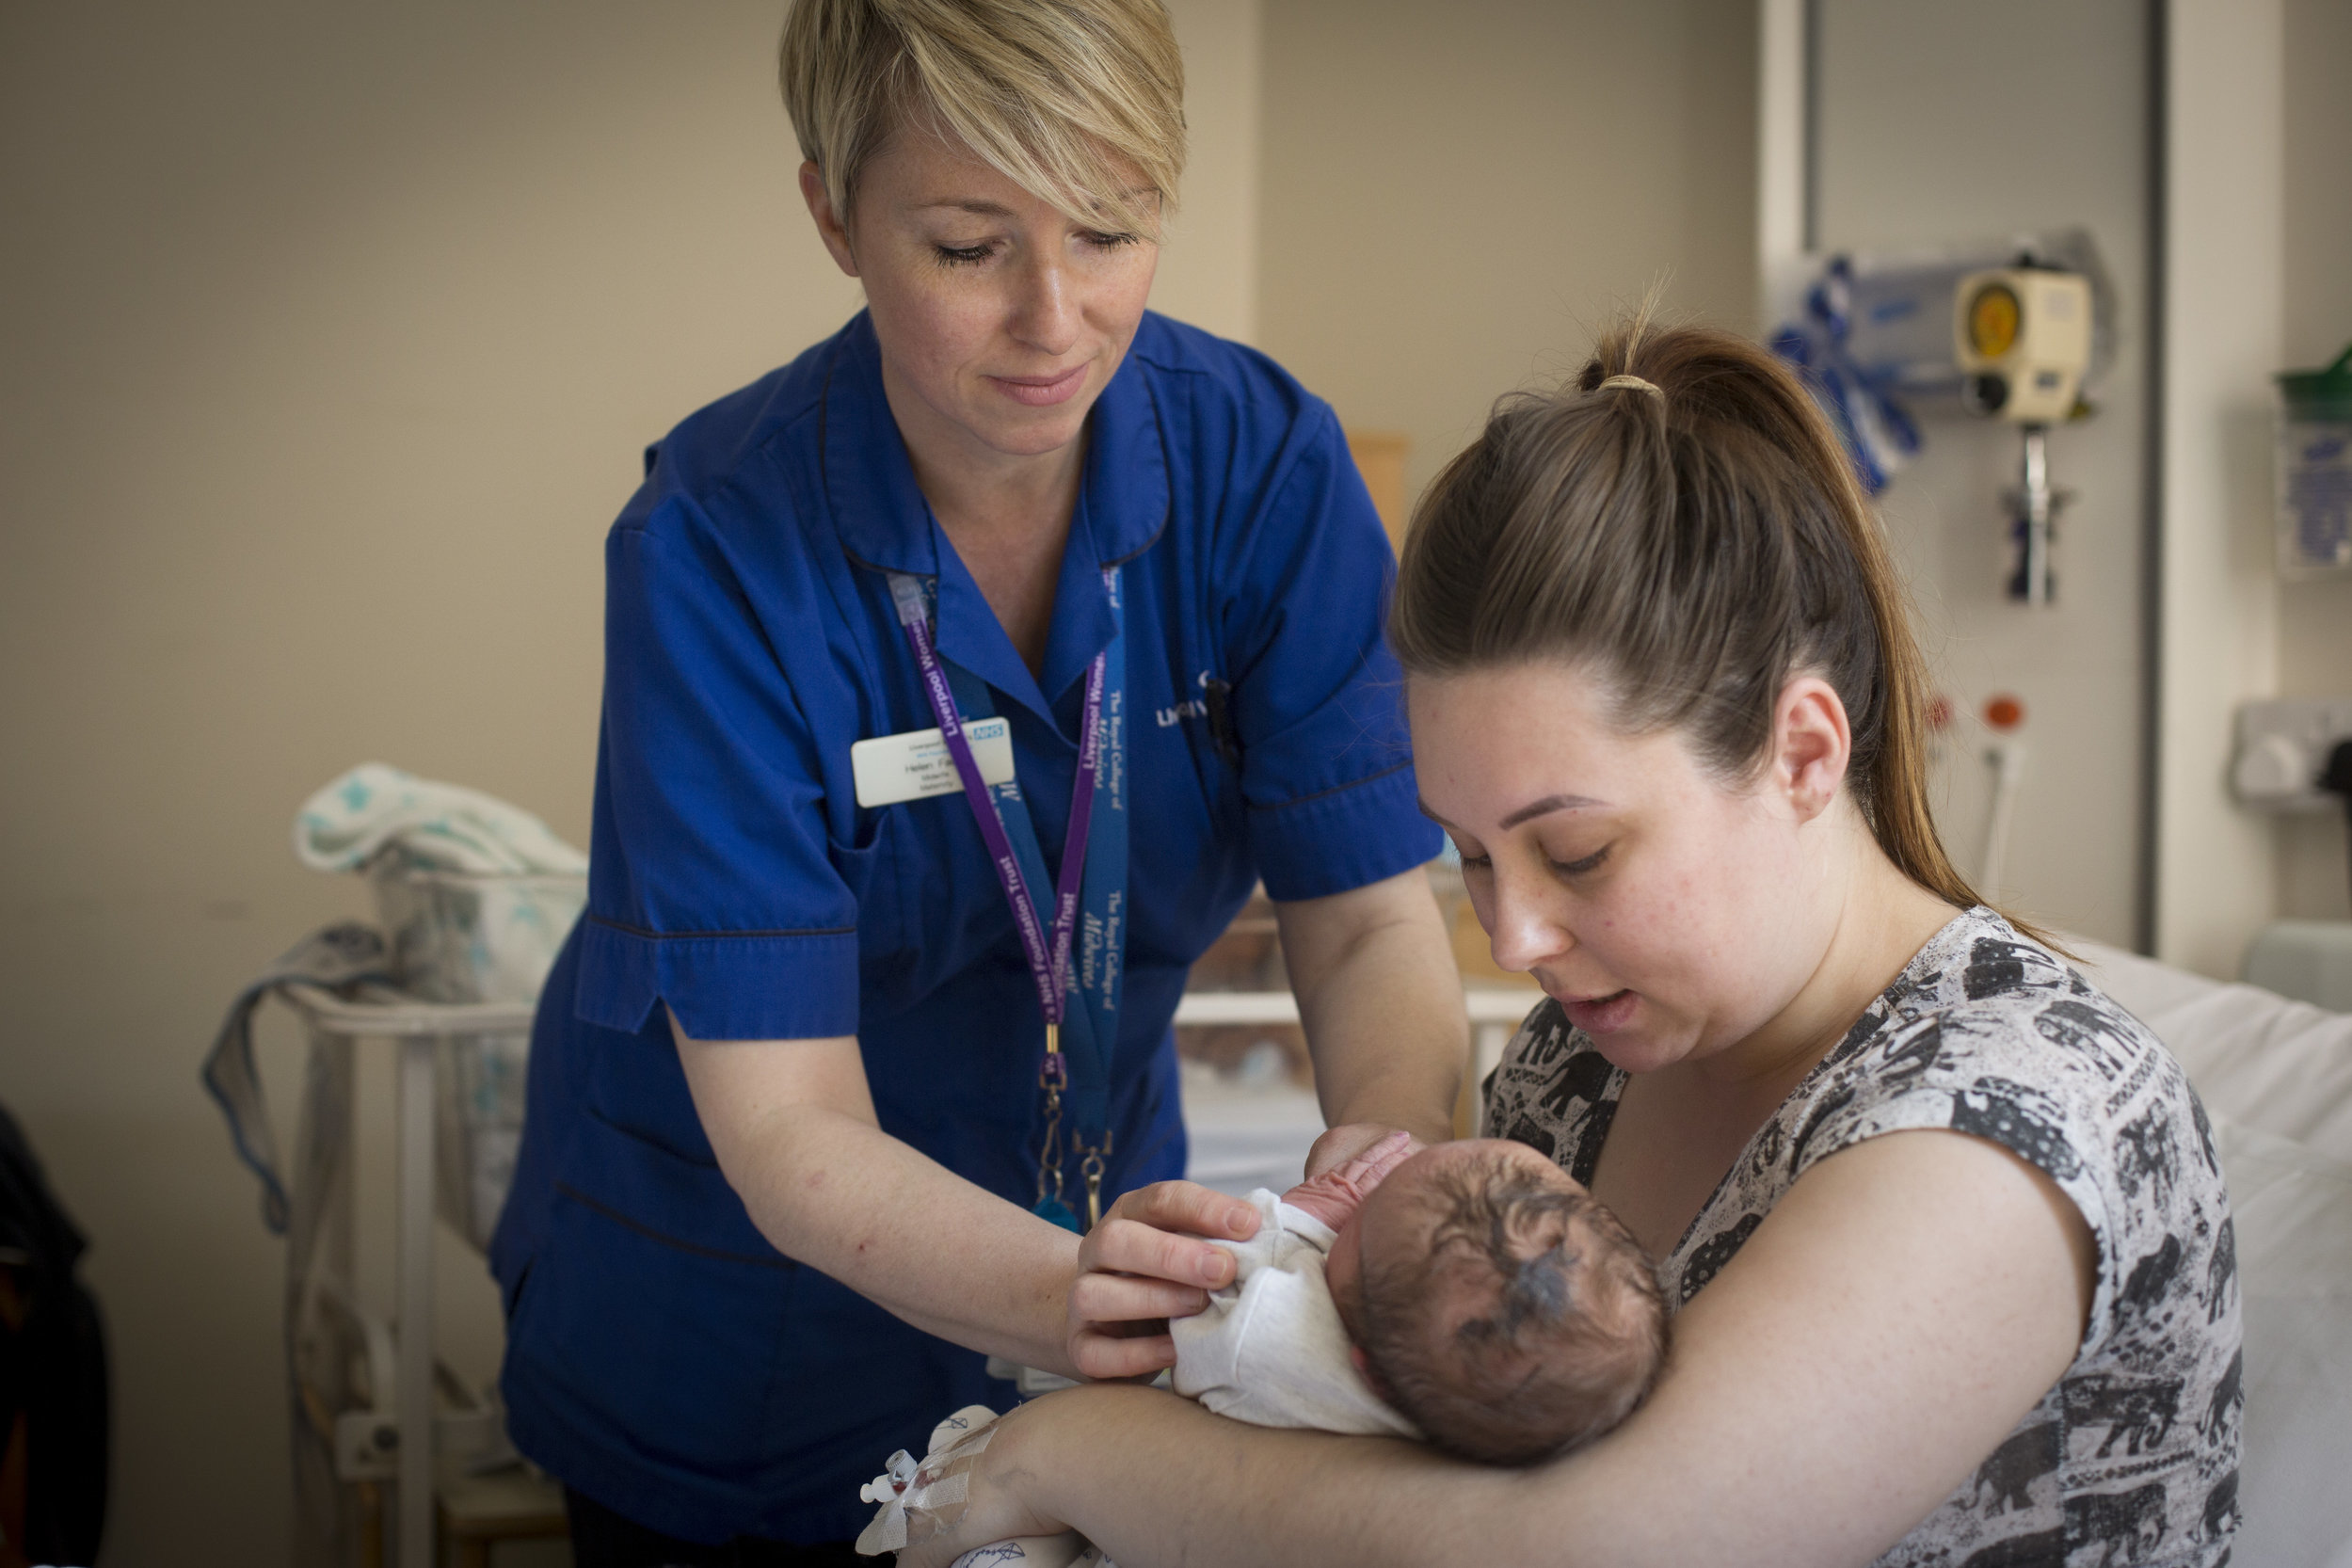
left=907, top=1128, right=2098, bottom=1568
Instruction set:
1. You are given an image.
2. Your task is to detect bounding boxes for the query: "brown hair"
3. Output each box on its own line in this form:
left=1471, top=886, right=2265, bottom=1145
left=1390, top=317, right=1990, bottom=919
left=778, top=0, right=1185, bottom=238
left=1354, top=1147, right=1666, bottom=1465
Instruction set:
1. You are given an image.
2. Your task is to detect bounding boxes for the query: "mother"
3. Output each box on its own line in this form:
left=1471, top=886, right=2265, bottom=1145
left=900, top=324, right=2244, bottom=1567
left=489, top=0, right=1468, bottom=1558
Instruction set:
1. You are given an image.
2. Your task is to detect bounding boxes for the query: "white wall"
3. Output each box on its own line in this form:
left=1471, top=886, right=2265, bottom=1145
left=2150, top=0, right=2352, bottom=958
left=2155, top=0, right=2287, bottom=977
left=1811, top=0, right=2152, bottom=950
left=0, top=3, right=1257, bottom=1560
left=2275, top=0, right=2352, bottom=923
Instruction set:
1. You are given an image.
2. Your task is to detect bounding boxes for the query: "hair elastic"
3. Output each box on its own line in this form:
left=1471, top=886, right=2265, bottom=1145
left=1597, top=374, right=1664, bottom=400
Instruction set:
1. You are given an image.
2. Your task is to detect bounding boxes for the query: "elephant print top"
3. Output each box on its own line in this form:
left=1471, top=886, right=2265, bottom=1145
left=1482, top=908, right=2243, bottom=1567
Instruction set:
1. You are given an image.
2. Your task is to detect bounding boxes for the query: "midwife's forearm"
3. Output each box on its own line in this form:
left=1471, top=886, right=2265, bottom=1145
left=722, top=1103, right=1086, bottom=1378
left=1277, top=872, right=1466, bottom=1144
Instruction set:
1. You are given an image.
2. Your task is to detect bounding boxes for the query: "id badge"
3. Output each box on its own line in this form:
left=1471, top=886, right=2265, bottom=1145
left=851, top=717, right=1016, bottom=808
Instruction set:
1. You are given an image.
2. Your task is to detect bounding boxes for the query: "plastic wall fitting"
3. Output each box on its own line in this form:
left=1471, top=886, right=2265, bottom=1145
left=2232, top=698, right=2352, bottom=809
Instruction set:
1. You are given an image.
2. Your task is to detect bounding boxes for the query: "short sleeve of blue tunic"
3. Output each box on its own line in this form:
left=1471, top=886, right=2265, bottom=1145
left=491, top=312, right=1440, bottom=1544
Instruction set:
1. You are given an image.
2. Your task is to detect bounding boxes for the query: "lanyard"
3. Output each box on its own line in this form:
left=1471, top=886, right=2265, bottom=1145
left=886, top=569, right=1128, bottom=1230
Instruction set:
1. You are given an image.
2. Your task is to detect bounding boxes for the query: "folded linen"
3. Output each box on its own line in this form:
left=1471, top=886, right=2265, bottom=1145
left=294, top=761, right=588, bottom=876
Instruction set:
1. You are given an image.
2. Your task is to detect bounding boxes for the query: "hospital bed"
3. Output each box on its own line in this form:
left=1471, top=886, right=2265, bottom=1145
left=265, top=929, right=2351, bottom=1567
left=1179, top=933, right=2352, bottom=1564
left=2067, top=938, right=2352, bottom=1568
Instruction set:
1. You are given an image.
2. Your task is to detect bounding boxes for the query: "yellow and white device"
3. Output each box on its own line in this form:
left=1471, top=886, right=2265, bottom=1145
left=1955, top=268, right=2092, bottom=423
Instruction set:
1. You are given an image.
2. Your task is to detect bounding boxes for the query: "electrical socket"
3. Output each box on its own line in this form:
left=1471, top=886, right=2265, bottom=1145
left=329, top=1401, right=507, bottom=1484
left=334, top=1409, right=401, bottom=1480
left=2233, top=698, right=2352, bottom=809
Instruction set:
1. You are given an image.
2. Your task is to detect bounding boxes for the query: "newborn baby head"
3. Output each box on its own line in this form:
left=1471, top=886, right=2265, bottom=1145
left=1324, top=1139, right=1666, bottom=1464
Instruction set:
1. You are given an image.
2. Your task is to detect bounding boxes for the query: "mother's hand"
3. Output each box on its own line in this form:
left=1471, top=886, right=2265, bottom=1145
left=1065, top=1180, right=1260, bottom=1380
left=891, top=1399, right=1072, bottom=1568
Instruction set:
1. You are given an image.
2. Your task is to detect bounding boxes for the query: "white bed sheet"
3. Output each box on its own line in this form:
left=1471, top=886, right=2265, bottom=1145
left=2075, top=938, right=2352, bottom=1164
left=1178, top=946, right=2352, bottom=1563
left=2073, top=938, right=2352, bottom=1568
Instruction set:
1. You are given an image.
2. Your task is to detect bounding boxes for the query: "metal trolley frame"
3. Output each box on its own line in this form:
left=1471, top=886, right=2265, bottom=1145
left=279, top=983, right=537, bottom=1568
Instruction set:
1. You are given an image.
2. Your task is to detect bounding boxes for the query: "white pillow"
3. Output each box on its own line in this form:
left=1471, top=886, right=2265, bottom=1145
left=2071, top=939, right=2352, bottom=1165
left=2210, top=1113, right=2352, bottom=1568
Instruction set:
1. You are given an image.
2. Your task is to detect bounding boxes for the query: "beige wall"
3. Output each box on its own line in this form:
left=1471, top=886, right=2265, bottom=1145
left=6, top=5, right=1756, bottom=1554
left=2276, top=0, right=2352, bottom=922
left=0, top=3, right=1255, bottom=1560
left=1255, top=0, right=1759, bottom=504
left=1158, top=0, right=1263, bottom=344
left=21, top=0, right=2332, bottom=1559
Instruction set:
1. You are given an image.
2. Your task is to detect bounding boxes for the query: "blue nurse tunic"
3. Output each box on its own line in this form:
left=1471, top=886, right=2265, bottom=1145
left=490, top=310, right=1440, bottom=1544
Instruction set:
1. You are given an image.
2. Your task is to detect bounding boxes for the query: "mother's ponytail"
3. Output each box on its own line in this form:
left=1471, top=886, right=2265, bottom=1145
left=1392, top=317, right=1992, bottom=921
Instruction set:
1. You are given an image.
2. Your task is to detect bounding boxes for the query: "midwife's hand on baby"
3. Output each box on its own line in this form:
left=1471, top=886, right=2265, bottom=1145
left=1283, top=1128, right=1419, bottom=1229
left=1065, top=1179, right=1261, bottom=1380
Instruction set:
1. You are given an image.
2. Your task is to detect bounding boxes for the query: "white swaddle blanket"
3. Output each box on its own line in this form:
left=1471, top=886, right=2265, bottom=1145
left=857, top=1191, right=1412, bottom=1565
left=1172, top=1187, right=1419, bottom=1439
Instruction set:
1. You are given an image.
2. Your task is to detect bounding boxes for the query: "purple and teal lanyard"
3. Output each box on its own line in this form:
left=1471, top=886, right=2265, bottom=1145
left=887, top=569, right=1128, bottom=1231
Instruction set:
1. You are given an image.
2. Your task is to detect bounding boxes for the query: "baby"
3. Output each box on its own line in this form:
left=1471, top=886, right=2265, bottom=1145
left=1176, top=1130, right=1667, bottom=1464
left=856, top=1136, right=1666, bottom=1564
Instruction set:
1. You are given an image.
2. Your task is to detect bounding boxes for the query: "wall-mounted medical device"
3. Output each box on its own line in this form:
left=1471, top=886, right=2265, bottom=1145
left=1769, top=231, right=2110, bottom=607
left=1955, top=267, right=2094, bottom=605
left=1956, top=269, right=2093, bottom=423
left=1976, top=693, right=2029, bottom=900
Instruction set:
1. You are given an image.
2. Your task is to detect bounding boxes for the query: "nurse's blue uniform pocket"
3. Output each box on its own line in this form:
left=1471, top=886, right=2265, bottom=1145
left=750, top=1268, right=1003, bottom=1533
left=507, top=1109, right=1000, bottom=1536
left=517, top=1176, right=796, bottom=1486
left=830, top=807, right=915, bottom=994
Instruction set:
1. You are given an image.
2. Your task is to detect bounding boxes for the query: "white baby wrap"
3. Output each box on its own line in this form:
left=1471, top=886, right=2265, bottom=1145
left=1171, top=1188, right=1419, bottom=1440
left=856, top=1191, right=1411, bottom=1564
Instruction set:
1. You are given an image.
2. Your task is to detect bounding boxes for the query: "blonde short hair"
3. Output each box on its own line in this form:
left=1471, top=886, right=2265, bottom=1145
left=779, top=0, right=1185, bottom=239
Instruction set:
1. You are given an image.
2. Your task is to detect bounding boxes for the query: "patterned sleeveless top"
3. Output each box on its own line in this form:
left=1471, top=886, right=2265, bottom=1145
left=1481, top=909, right=2243, bottom=1567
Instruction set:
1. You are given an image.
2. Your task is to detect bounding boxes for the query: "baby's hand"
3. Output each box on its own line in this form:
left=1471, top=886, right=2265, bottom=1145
left=1279, top=1129, right=1418, bottom=1230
